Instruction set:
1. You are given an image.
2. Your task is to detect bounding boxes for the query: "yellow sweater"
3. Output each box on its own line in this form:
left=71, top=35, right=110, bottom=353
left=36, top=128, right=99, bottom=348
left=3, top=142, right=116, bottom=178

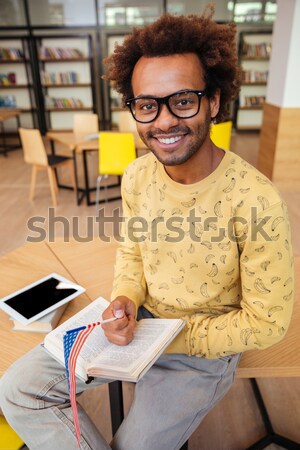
left=111, top=151, right=294, bottom=359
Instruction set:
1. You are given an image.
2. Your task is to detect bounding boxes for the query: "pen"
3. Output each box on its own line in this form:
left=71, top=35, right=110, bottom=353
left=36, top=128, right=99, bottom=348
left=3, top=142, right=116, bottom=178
left=65, top=316, right=118, bottom=335
left=101, top=316, right=118, bottom=324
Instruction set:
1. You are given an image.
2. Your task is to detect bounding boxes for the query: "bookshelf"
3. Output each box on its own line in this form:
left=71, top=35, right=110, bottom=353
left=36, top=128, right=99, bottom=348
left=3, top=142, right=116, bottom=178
left=236, top=31, right=272, bottom=131
left=0, top=37, right=37, bottom=131
left=35, top=35, right=96, bottom=131
left=106, top=34, right=126, bottom=129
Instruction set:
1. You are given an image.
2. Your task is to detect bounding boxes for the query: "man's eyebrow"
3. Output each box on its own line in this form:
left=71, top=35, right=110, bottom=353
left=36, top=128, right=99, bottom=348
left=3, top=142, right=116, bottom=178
left=133, top=89, right=194, bottom=99
left=133, top=93, right=158, bottom=98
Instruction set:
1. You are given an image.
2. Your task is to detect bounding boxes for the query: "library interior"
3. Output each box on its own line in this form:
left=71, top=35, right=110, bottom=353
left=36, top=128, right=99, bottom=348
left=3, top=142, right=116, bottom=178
left=0, top=1, right=300, bottom=449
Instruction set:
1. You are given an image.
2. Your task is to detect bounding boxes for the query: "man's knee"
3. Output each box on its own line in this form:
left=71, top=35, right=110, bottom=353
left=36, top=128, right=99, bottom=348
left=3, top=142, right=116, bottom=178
left=0, top=345, right=59, bottom=415
left=0, top=359, right=28, bottom=418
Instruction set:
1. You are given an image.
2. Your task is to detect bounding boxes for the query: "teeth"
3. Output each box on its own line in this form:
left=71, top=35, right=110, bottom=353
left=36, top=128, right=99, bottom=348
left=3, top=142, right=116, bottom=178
left=158, top=136, right=182, bottom=145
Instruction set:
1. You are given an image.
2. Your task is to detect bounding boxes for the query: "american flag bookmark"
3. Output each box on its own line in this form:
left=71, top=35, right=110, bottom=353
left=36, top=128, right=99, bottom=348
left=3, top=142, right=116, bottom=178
left=63, top=317, right=117, bottom=447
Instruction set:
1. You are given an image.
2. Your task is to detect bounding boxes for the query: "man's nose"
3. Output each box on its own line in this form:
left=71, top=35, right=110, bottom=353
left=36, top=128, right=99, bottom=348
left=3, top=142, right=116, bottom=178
left=152, top=104, right=179, bottom=131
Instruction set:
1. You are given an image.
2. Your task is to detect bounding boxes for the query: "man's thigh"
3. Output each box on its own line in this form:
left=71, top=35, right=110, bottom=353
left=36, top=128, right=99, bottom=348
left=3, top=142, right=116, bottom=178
left=112, top=353, right=240, bottom=450
left=0, top=344, right=109, bottom=410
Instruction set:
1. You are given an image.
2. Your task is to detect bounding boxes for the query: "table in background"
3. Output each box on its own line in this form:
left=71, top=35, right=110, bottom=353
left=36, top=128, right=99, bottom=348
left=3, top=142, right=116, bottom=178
left=0, top=109, right=21, bottom=157
left=46, top=131, right=121, bottom=206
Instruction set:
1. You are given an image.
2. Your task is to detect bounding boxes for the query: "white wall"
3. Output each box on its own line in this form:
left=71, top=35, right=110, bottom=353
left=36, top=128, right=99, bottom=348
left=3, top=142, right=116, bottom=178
left=267, top=0, right=300, bottom=107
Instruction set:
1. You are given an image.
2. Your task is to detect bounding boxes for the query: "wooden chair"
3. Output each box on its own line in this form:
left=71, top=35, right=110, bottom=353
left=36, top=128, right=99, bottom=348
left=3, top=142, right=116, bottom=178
left=118, top=110, right=148, bottom=152
left=19, top=128, right=76, bottom=207
left=73, top=113, right=99, bottom=135
left=95, top=132, right=136, bottom=207
left=118, top=110, right=136, bottom=133
left=210, top=120, right=233, bottom=151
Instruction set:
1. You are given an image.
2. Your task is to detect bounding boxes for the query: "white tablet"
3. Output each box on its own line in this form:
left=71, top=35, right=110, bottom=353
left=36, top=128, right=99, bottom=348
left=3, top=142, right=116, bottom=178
left=0, top=273, right=85, bottom=325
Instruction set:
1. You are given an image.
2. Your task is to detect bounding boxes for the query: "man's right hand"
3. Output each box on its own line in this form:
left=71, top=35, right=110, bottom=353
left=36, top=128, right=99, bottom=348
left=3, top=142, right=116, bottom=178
left=101, top=296, right=137, bottom=346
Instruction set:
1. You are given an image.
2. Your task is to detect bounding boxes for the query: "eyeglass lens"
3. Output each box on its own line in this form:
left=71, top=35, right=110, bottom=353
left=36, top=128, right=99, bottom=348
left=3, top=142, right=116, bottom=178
left=131, top=91, right=201, bottom=123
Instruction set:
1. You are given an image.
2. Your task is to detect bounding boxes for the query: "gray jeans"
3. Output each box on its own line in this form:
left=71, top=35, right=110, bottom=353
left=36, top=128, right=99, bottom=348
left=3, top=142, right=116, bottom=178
left=0, top=342, right=240, bottom=450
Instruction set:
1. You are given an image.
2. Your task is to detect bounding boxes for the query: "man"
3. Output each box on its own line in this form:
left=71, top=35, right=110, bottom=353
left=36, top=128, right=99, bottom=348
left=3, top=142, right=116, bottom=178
left=0, top=7, right=294, bottom=450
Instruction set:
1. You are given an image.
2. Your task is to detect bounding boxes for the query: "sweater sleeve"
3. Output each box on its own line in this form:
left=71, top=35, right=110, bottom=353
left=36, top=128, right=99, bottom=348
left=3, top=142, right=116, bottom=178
left=110, top=173, right=147, bottom=310
left=182, top=200, right=294, bottom=359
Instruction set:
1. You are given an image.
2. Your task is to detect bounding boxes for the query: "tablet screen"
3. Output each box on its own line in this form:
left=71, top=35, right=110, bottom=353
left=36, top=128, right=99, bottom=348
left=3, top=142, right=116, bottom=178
left=5, top=277, right=76, bottom=318
left=0, top=273, right=85, bottom=325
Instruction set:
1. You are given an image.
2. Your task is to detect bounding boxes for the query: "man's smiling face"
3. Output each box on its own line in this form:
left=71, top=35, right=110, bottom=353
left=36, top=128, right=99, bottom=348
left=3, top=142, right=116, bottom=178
left=131, top=53, right=219, bottom=167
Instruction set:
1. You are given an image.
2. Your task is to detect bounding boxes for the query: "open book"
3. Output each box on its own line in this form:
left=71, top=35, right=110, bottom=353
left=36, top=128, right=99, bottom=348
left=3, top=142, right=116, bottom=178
left=43, top=297, right=185, bottom=383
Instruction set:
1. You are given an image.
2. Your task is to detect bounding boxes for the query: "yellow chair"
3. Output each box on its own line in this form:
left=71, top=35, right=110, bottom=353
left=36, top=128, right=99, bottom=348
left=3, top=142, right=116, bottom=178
left=19, top=128, right=76, bottom=207
left=96, top=132, right=136, bottom=207
left=73, top=113, right=99, bottom=135
left=210, top=120, right=232, bottom=151
left=0, top=415, right=24, bottom=450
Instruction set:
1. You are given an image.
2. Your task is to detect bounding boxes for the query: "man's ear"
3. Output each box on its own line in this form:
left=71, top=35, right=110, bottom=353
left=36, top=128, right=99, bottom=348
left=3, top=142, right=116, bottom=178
left=209, top=88, right=221, bottom=120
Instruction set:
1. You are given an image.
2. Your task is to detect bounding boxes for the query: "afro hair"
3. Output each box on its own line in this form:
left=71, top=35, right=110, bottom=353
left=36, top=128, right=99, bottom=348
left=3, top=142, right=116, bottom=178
left=104, top=5, right=241, bottom=123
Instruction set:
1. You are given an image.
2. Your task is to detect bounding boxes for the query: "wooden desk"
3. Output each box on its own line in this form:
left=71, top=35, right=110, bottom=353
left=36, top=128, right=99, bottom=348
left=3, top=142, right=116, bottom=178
left=48, top=238, right=119, bottom=301
left=1, top=240, right=299, bottom=448
left=0, top=239, right=121, bottom=437
left=0, top=108, right=21, bottom=157
left=46, top=131, right=99, bottom=206
left=0, top=109, right=22, bottom=121
left=0, top=239, right=120, bottom=374
left=46, top=131, right=147, bottom=206
left=46, top=131, right=121, bottom=206
left=46, top=131, right=98, bottom=153
left=0, top=242, right=90, bottom=375
left=238, top=256, right=300, bottom=379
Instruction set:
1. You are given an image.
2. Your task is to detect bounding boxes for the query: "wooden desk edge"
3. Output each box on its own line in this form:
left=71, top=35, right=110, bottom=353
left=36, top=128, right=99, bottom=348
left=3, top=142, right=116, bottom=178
left=46, top=131, right=98, bottom=152
left=237, top=366, right=300, bottom=378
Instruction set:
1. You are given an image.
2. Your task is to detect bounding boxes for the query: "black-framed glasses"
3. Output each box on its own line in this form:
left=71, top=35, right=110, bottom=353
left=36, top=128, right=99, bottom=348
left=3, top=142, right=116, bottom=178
left=125, top=89, right=206, bottom=123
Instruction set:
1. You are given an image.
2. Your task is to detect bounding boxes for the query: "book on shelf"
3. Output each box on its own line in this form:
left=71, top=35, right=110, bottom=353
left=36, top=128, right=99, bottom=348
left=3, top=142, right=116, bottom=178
left=0, top=73, right=16, bottom=85
left=0, top=48, right=24, bottom=60
left=244, top=95, right=266, bottom=107
left=41, top=71, right=79, bottom=85
left=39, top=47, right=83, bottom=60
left=242, top=69, right=268, bottom=83
left=11, top=304, right=67, bottom=333
left=242, top=42, right=271, bottom=58
left=43, top=297, right=185, bottom=383
left=45, top=96, right=84, bottom=109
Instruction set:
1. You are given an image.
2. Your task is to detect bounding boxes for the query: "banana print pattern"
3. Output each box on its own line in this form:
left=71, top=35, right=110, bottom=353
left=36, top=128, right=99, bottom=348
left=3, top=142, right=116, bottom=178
left=214, top=201, right=223, bottom=218
left=223, top=177, right=236, bottom=193
left=112, top=151, right=294, bottom=359
left=207, top=263, right=218, bottom=277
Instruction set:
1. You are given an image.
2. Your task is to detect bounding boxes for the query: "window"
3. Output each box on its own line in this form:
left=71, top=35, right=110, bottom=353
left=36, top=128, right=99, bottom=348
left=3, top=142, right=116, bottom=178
left=264, top=1, right=277, bottom=22
left=0, top=0, right=26, bottom=27
left=28, top=0, right=97, bottom=26
left=99, top=0, right=163, bottom=26
left=233, top=0, right=277, bottom=23
left=234, top=2, right=263, bottom=22
left=167, top=0, right=233, bottom=22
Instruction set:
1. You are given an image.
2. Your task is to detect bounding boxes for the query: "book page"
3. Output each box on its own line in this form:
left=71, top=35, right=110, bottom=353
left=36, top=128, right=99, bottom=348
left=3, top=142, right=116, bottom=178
left=87, top=320, right=183, bottom=375
left=44, top=297, right=184, bottom=382
left=44, top=297, right=111, bottom=377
